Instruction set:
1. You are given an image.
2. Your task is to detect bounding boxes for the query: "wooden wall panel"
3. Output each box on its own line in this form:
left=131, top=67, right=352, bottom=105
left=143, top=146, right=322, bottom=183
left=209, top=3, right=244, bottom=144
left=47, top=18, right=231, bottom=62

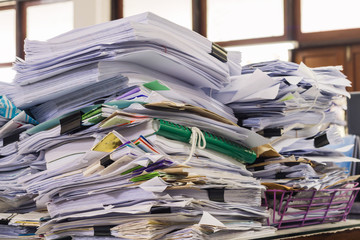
left=293, top=46, right=346, bottom=68
left=348, top=45, right=360, bottom=91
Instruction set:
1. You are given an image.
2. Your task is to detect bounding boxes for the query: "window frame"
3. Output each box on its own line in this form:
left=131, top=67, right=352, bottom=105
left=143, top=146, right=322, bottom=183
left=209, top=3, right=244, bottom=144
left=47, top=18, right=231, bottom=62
left=212, top=0, right=293, bottom=47
left=111, top=0, right=292, bottom=47
left=111, top=0, right=207, bottom=36
left=293, top=0, right=360, bottom=47
left=3, top=0, right=360, bottom=65
left=0, top=3, right=16, bottom=66
left=0, top=0, right=72, bottom=61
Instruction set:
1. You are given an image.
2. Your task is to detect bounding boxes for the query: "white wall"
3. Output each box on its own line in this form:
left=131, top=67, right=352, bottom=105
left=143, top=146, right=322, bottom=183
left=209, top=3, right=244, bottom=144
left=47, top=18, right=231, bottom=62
left=73, top=0, right=111, bottom=29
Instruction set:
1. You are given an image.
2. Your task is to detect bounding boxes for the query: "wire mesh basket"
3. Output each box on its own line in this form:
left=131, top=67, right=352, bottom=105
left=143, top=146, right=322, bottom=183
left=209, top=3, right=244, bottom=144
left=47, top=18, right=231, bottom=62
left=263, top=183, right=360, bottom=229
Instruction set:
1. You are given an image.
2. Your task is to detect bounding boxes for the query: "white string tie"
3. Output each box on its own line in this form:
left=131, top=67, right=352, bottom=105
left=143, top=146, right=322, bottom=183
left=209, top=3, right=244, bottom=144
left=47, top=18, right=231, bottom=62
left=183, top=127, right=206, bottom=164
left=305, top=64, right=321, bottom=113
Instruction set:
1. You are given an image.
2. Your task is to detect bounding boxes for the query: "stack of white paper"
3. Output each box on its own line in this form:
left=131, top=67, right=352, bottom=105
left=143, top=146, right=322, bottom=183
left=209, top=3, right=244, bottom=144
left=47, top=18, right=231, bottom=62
left=0, top=12, right=276, bottom=240
left=0, top=96, right=44, bottom=214
left=15, top=109, right=269, bottom=238
left=0, top=11, right=355, bottom=240
left=216, top=60, right=353, bottom=190
left=8, top=12, right=241, bottom=114
left=246, top=155, right=350, bottom=190
left=215, top=60, right=350, bottom=158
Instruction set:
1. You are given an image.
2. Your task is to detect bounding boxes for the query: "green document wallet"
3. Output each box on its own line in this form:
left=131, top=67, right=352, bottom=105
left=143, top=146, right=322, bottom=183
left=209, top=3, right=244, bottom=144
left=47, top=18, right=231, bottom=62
left=153, top=119, right=257, bottom=164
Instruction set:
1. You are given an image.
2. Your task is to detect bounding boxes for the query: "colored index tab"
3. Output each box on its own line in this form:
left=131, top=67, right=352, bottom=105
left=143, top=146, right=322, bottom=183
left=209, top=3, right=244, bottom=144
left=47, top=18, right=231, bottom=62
left=0, top=95, right=21, bottom=119
left=280, top=94, right=294, bottom=102
left=130, top=172, right=160, bottom=182
left=92, top=132, right=123, bottom=152
left=82, top=106, right=102, bottom=120
left=143, top=80, right=170, bottom=91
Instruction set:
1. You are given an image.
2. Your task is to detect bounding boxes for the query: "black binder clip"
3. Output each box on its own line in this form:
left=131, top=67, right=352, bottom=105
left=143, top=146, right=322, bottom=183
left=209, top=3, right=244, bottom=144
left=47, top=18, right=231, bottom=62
left=284, top=162, right=300, bottom=167
left=207, top=188, right=225, bottom=202
left=275, top=172, right=289, bottom=179
left=276, top=171, right=298, bottom=179
left=0, top=213, right=17, bottom=225
left=211, top=42, right=227, bottom=63
left=94, top=226, right=114, bottom=236
left=0, top=218, right=10, bottom=225
left=60, top=111, right=84, bottom=135
left=93, top=99, right=105, bottom=105
left=100, top=155, right=114, bottom=168
left=254, top=166, right=265, bottom=171
left=52, top=237, right=71, bottom=240
left=259, top=128, right=283, bottom=138
left=3, top=132, right=20, bottom=146
left=150, top=206, right=171, bottom=214
left=314, top=133, right=329, bottom=148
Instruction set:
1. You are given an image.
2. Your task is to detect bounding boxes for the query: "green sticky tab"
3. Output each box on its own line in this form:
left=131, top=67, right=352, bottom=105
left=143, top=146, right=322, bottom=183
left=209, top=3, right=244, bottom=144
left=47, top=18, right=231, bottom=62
left=280, top=94, right=294, bottom=102
left=143, top=80, right=170, bottom=91
left=82, top=107, right=102, bottom=120
left=130, top=171, right=160, bottom=182
left=121, top=165, right=143, bottom=175
left=87, top=115, right=105, bottom=124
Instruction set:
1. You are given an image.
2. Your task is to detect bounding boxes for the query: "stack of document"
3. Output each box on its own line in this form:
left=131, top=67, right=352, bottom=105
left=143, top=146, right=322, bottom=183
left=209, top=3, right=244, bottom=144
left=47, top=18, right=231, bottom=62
left=0, top=95, right=43, bottom=214
left=0, top=12, right=276, bottom=239
left=7, top=11, right=243, bottom=126
left=214, top=60, right=353, bottom=190
left=215, top=60, right=350, bottom=158
left=2, top=11, right=354, bottom=238
left=0, top=211, right=46, bottom=239
left=247, top=155, right=349, bottom=190
left=8, top=12, right=241, bottom=115
left=16, top=110, right=270, bottom=238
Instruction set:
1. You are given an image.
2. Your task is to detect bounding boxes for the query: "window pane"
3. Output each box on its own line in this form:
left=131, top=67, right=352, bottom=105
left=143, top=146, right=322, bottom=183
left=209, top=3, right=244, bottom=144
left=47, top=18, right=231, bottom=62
left=226, top=42, right=296, bottom=65
left=207, top=0, right=284, bottom=42
left=123, top=0, right=192, bottom=30
left=0, top=67, right=15, bottom=83
left=27, top=1, right=74, bottom=41
left=0, top=9, right=15, bottom=63
left=301, top=0, right=360, bottom=33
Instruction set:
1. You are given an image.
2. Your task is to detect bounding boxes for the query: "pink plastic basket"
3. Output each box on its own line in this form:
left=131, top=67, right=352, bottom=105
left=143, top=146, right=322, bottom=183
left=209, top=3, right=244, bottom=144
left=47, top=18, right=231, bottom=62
left=263, top=183, right=360, bottom=229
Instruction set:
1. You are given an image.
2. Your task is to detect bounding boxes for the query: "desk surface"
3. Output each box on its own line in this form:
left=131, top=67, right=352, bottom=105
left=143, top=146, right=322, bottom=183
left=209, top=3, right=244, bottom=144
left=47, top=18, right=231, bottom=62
left=252, top=219, right=360, bottom=240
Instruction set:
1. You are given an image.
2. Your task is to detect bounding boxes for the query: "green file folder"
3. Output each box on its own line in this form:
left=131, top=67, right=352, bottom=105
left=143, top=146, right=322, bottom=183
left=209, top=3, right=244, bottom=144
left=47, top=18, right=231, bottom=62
left=153, top=119, right=257, bottom=164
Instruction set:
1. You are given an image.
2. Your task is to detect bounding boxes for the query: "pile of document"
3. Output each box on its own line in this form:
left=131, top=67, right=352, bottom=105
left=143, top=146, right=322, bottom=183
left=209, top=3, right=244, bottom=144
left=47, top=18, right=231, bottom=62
left=0, top=96, right=44, bottom=239
left=13, top=88, right=272, bottom=239
left=9, top=12, right=241, bottom=115
left=214, top=60, right=352, bottom=189
left=0, top=12, right=277, bottom=239
left=215, top=60, right=349, bottom=157
left=0, top=211, right=46, bottom=239
left=0, top=95, right=42, bottom=214
left=246, top=155, right=350, bottom=190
